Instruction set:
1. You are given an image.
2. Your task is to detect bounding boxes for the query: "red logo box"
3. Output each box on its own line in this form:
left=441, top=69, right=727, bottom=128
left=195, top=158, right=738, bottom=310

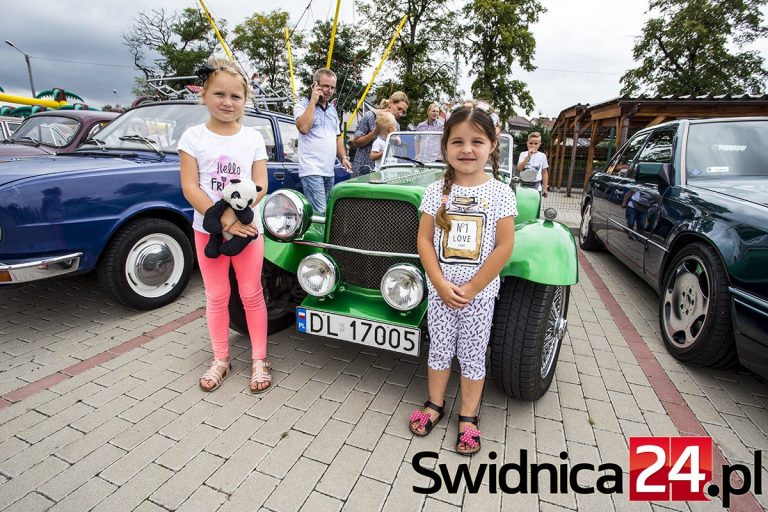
left=629, top=437, right=713, bottom=501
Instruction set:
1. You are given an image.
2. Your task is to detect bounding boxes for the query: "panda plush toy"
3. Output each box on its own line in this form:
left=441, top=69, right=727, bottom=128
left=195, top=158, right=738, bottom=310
left=202, top=178, right=262, bottom=258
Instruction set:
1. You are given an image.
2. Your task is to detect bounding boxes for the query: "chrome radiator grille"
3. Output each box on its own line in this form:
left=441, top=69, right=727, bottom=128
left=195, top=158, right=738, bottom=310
left=327, top=198, right=419, bottom=289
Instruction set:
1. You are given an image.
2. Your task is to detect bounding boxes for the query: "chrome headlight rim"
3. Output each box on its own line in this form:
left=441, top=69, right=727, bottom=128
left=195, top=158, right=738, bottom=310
left=380, top=263, right=425, bottom=311
left=263, top=189, right=313, bottom=241
left=297, top=253, right=338, bottom=297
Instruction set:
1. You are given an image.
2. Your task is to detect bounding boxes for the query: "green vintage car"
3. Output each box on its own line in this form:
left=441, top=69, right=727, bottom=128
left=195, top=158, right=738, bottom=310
left=229, top=132, right=579, bottom=400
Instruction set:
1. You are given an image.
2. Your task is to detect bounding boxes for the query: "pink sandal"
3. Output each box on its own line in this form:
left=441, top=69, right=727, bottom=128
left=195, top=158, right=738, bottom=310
left=199, top=359, right=231, bottom=392
left=250, top=359, right=272, bottom=394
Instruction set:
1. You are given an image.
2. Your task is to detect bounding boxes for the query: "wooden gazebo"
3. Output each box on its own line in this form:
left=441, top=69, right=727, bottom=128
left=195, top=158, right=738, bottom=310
left=547, top=94, right=768, bottom=194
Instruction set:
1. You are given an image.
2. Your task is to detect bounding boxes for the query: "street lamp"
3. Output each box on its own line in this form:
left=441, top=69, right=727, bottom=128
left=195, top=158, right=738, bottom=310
left=5, top=40, right=36, bottom=97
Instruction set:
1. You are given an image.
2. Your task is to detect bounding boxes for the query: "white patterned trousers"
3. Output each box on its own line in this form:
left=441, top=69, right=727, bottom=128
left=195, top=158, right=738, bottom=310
left=426, top=293, right=495, bottom=380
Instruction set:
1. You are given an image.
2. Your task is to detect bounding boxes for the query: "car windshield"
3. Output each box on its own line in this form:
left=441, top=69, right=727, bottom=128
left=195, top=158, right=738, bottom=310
left=11, top=116, right=80, bottom=147
left=686, top=120, right=768, bottom=180
left=91, top=103, right=210, bottom=153
left=381, top=131, right=513, bottom=175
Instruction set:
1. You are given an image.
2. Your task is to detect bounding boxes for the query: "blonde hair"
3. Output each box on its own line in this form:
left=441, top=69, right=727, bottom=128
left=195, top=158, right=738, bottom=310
left=527, top=131, right=542, bottom=142
left=379, top=91, right=410, bottom=109
left=375, top=111, right=396, bottom=133
left=200, top=57, right=250, bottom=100
left=427, top=102, right=440, bottom=113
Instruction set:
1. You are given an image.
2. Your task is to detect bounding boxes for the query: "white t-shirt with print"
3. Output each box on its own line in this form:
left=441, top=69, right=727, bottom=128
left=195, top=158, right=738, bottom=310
left=517, top=151, right=549, bottom=190
left=419, top=178, right=517, bottom=299
left=372, top=136, right=386, bottom=170
left=178, top=123, right=268, bottom=233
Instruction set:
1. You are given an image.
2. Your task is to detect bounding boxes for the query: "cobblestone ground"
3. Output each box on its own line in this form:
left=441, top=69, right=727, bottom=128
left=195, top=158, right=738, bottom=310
left=0, top=245, right=766, bottom=511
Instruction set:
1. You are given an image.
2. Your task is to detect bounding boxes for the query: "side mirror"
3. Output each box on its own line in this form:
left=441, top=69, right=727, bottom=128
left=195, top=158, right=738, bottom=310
left=659, top=163, right=674, bottom=187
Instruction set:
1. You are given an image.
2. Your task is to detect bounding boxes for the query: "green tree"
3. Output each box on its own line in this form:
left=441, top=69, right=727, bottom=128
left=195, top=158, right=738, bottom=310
left=299, top=20, right=369, bottom=116
left=232, top=10, right=295, bottom=98
left=123, top=7, right=224, bottom=79
left=462, top=0, right=545, bottom=120
left=621, top=0, right=768, bottom=96
left=356, top=0, right=461, bottom=126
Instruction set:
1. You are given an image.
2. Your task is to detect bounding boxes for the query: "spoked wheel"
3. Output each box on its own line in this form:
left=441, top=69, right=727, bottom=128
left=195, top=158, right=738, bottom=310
left=490, top=277, right=570, bottom=401
left=659, top=243, right=737, bottom=368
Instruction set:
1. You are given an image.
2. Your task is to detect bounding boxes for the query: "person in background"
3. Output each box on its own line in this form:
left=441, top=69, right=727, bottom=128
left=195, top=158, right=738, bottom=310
left=370, top=111, right=397, bottom=171
left=294, top=68, right=352, bottom=214
left=351, top=91, right=409, bottom=177
left=415, top=102, right=444, bottom=163
left=516, top=131, right=549, bottom=197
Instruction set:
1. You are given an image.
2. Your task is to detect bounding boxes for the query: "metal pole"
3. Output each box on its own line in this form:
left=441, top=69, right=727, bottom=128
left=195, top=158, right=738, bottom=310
left=5, top=40, right=36, bottom=96
left=196, top=0, right=233, bottom=61
left=346, top=15, right=408, bottom=132
left=326, top=0, right=342, bottom=69
left=285, top=28, right=297, bottom=103
left=23, top=54, right=36, bottom=97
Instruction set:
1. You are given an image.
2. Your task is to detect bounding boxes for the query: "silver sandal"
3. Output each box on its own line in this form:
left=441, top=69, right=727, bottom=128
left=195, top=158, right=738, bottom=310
left=199, top=359, right=231, bottom=392
left=250, top=359, right=272, bottom=394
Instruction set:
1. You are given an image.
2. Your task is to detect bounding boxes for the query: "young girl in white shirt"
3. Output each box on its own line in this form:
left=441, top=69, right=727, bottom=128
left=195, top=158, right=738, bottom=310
left=178, top=57, right=271, bottom=394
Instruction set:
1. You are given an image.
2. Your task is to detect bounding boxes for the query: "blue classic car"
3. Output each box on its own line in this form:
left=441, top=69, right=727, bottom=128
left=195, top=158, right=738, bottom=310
left=580, top=117, right=768, bottom=378
left=0, top=100, right=350, bottom=309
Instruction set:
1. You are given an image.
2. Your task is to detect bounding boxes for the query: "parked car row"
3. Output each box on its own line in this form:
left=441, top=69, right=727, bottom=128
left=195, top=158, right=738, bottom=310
left=0, top=100, right=349, bottom=309
left=581, top=117, right=768, bottom=379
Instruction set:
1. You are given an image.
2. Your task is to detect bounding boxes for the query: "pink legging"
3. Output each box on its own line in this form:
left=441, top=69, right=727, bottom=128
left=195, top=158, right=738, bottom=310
left=194, top=231, right=267, bottom=360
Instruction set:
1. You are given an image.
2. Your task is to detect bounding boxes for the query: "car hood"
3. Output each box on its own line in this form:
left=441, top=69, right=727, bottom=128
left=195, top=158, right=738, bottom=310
left=692, top=178, right=768, bottom=207
left=0, top=144, right=52, bottom=158
left=0, top=153, right=172, bottom=187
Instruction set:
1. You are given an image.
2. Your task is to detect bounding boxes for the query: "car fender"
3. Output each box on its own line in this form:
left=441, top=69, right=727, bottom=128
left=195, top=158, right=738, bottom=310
left=83, top=202, right=193, bottom=269
left=264, top=222, right=324, bottom=273
left=501, top=219, right=579, bottom=286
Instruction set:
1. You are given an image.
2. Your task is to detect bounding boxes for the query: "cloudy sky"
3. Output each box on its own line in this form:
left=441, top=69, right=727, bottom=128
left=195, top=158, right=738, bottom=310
left=1, top=0, right=767, bottom=118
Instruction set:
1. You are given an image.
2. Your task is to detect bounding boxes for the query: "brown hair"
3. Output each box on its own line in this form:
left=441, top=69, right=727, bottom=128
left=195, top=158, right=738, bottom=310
left=434, top=107, right=501, bottom=234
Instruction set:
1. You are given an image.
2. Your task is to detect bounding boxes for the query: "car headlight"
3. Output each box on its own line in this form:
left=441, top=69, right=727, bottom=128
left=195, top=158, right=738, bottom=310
left=380, top=264, right=424, bottom=311
left=263, top=190, right=312, bottom=241
left=297, top=254, right=338, bottom=297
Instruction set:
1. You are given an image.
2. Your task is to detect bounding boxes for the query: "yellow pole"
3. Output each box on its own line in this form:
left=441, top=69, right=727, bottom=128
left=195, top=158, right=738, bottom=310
left=0, top=93, right=67, bottom=108
left=326, top=0, right=342, bottom=69
left=346, top=15, right=407, bottom=131
left=197, top=0, right=233, bottom=61
left=285, top=28, right=297, bottom=102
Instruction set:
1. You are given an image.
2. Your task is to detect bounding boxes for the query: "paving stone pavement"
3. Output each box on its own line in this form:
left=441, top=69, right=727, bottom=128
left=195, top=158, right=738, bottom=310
left=0, top=248, right=766, bottom=511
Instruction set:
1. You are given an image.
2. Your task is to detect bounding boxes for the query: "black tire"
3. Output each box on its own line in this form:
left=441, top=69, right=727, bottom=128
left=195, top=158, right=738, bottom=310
left=579, top=200, right=602, bottom=250
left=229, top=259, right=297, bottom=335
left=98, top=218, right=193, bottom=309
left=490, top=278, right=570, bottom=401
left=659, top=242, right=738, bottom=368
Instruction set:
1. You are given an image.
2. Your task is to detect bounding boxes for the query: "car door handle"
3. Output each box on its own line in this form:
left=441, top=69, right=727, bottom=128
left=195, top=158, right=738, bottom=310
left=273, top=171, right=286, bottom=180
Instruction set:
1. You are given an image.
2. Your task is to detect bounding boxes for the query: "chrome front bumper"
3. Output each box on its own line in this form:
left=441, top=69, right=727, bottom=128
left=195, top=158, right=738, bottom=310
left=0, top=252, right=83, bottom=284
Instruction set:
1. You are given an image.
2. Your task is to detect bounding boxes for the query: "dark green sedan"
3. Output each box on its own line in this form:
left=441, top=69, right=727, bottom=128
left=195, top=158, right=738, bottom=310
left=580, top=117, right=768, bottom=378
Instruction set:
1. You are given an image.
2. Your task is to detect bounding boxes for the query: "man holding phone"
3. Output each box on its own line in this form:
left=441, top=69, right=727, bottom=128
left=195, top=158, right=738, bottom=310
left=516, top=131, right=549, bottom=197
left=294, top=68, right=352, bottom=215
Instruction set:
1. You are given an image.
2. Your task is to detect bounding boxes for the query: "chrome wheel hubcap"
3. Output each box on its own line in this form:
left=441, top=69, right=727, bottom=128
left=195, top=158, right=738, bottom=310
left=125, top=234, right=184, bottom=297
left=580, top=204, right=592, bottom=243
left=662, top=256, right=709, bottom=349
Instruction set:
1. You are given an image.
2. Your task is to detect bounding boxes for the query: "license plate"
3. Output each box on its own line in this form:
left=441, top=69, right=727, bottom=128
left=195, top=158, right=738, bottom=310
left=296, top=307, right=420, bottom=356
